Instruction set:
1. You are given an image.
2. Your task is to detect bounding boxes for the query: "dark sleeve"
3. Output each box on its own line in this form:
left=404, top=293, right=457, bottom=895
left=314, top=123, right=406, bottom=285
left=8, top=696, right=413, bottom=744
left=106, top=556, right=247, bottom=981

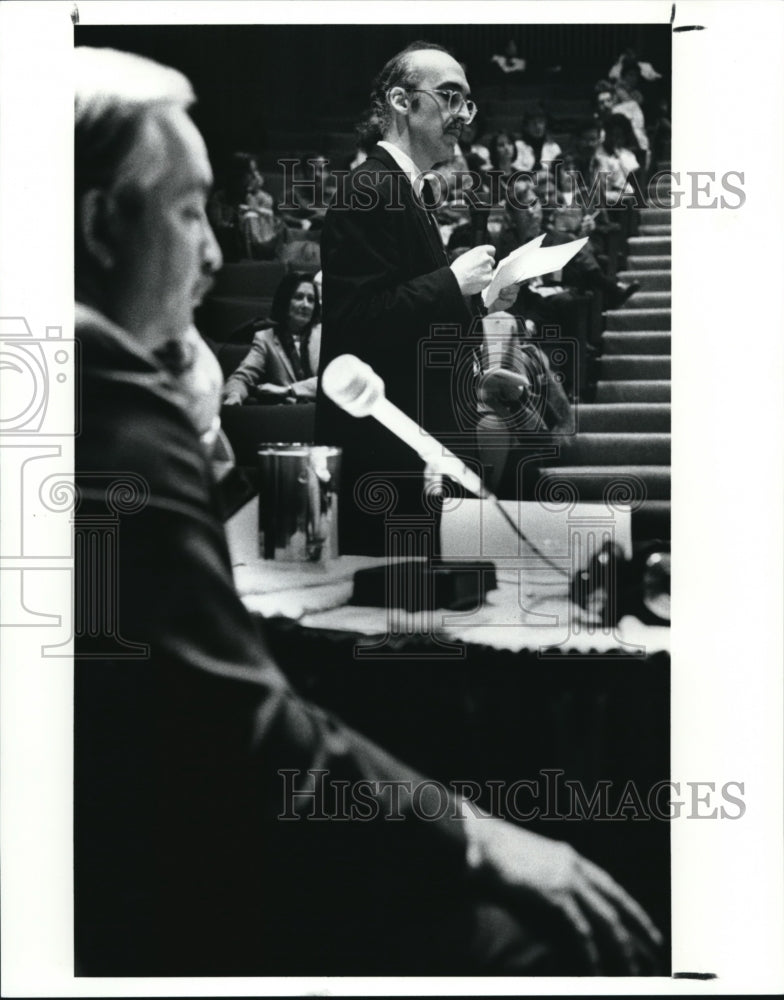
left=321, top=171, right=468, bottom=364
left=78, top=383, right=468, bottom=845
left=75, top=379, right=472, bottom=972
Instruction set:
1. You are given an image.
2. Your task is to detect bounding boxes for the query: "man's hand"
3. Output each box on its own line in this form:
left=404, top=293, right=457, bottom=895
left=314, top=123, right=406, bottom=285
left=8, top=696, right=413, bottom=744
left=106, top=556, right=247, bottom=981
left=464, top=813, right=664, bottom=974
left=450, top=244, right=496, bottom=296
left=256, top=383, right=293, bottom=401
left=486, top=283, right=519, bottom=314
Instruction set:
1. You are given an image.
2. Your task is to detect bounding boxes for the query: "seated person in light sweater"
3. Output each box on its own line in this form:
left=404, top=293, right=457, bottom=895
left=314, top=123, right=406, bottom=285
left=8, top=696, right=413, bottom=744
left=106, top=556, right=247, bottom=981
left=222, top=272, right=321, bottom=405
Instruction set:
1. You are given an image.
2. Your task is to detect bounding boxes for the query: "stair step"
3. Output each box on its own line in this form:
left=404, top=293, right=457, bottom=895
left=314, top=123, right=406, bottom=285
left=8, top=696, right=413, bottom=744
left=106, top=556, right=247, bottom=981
left=601, top=331, right=671, bottom=355
left=638, top=207, right=671, bottom=226
left=628, top=235, right=672, bottom=255
left=561, top=433, right=671, bottom=465
left=576, top=403, right=671, bottom=432
left=626, top=255, right=672, bottom=271
left=638, top=225, right=671, bottom=236
left=536, top=465, right=671, bottom=501
left=605, top=308, right=671, bottom=332
left=598, top=355, right=671, bottom=380
left=623, top=291, right=671, bottom=309
left=595, top=381, right=671, bottom=403
left=617, top=269, right=671, bottom=291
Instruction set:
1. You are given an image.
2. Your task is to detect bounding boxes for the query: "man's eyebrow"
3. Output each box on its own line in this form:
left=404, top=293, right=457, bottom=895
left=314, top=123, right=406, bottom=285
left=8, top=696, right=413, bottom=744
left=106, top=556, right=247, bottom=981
left=436, top=79, right=470, bottom=96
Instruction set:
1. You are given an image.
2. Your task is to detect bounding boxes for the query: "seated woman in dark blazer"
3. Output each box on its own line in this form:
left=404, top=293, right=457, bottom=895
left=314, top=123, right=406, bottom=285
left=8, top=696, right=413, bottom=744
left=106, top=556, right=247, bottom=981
left=222, top=272, right=321, bottom=405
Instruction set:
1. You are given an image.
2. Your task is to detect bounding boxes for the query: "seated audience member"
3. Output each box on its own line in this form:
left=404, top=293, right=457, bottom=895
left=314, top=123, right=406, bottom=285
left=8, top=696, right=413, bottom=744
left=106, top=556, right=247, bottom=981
left=475, top=311, right=574, bottom=495
left=457, top=113, right=492, bottom=172
left=222, top=272, right=321, bottom=405
left=611, top=81, right=650, bottom=173
left=208, top=152, right=286, bottom=260
left=74, top=46, right=662, bottom=978
left=490, top=37, right=526, bottom=77
left=593, top=79, right=617, bottom=130
left=497, top=175, right=636, bottom=308
left=609, top=47, right=662, bottom=89
left=546, top=205, right=640, bottom=307
left=598, top=113, right=642, bottom=203
left=512, top=106, right=562, bottom=180
left=496, top=174, right=545, bottom=259
left=281, top=152, right=336, bottom=230
left=487, top=130, right=520, bottom=204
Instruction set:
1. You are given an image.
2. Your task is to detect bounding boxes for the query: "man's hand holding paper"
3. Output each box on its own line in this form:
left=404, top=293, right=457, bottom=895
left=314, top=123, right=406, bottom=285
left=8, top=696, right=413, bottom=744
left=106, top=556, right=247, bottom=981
left=482, top=233, right=589, bottom=308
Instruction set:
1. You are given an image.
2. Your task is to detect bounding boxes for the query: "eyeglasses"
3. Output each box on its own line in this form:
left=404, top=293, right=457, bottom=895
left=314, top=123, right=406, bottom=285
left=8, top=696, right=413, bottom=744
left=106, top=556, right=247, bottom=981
left=407, top=88, right=478, bottom=123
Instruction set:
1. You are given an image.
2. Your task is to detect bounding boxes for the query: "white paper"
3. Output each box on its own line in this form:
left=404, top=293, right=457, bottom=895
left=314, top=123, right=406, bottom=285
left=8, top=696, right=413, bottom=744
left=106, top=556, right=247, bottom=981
left=482, top=233, right=588, bottom=307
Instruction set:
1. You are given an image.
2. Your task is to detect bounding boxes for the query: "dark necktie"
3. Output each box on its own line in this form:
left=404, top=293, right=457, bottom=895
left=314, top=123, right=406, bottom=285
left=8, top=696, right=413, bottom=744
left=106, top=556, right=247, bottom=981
left=421, top=178, right=448, bottom=257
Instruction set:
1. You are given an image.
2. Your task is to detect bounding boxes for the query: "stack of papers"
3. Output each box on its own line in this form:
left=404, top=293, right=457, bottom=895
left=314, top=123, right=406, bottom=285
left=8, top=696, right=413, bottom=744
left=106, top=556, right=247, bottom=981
left=482, top=233, right=589, bottom=307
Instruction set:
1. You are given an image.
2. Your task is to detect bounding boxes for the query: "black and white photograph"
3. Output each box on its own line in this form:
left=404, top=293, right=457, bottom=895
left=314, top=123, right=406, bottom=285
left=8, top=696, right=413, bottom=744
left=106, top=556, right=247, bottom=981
left=0, top=1, right=782, bottom=995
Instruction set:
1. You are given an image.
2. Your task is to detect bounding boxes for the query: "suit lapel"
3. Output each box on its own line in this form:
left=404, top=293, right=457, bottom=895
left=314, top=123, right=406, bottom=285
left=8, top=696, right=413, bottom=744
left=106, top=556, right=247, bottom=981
left=272, top=333, right=297, bottom=382
left=368, top=146, right=449, bottom=268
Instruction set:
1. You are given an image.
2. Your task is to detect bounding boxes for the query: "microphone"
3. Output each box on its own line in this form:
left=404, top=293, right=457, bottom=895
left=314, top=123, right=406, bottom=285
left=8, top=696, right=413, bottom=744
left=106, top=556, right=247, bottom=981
left=322, top=354, right=570, bottom=578
left=321, top=354, right=493, bottom=500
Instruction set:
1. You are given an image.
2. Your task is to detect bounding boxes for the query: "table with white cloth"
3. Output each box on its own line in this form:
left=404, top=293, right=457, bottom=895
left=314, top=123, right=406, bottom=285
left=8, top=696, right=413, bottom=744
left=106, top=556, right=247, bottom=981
left=226, top=497, right=671, bottom=944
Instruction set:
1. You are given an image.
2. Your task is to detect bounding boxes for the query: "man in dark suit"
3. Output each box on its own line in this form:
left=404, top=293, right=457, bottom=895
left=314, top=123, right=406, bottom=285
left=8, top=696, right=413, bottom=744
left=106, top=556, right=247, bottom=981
left=73, top=45, right=661, bottom=978
left=317, top=42, right=501, bottom=556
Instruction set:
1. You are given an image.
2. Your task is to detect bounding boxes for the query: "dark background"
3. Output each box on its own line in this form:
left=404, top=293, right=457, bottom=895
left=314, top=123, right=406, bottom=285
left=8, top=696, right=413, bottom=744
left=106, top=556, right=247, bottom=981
left=75, top=23, right=671, bottom=166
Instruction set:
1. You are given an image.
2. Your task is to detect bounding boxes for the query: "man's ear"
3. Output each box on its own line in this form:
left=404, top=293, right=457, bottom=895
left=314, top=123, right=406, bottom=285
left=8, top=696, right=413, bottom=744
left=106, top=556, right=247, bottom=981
left=78, top=189, right=118, bottom=270
left=387, top=86, right=410, bottom=117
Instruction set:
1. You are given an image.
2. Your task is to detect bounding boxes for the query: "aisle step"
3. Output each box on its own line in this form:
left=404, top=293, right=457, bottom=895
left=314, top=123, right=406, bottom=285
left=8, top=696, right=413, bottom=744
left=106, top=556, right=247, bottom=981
left=617, top=269, right=670, bottom=291
left=595, top=380, right=671, bottom=403
left=624, top=291, right=671, bottom=309
left=598, top=355, right=671, bottom=380
left=536, top=465, right=671, bottom=501
left=626, top=255, right=672, bottom=271
left=560, top=433, right=671, bottom=465
left=601, top=331, right=671, bottom=355
left=605, top=308, right=671, bottom=332
left=628, top=235, right=671, bottom=255
left=638, top=207, right=671, bottom=226
left=576, top=403, right=671, bottom=432
left=638, top=225, right=671, bottom=236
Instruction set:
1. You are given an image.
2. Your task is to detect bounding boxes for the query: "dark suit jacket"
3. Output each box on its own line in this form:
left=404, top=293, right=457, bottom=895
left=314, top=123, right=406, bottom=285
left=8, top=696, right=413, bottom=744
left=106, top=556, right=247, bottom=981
left=316, top=144, right=478, bottom=554
left=73, top=304, right=471, bottom=976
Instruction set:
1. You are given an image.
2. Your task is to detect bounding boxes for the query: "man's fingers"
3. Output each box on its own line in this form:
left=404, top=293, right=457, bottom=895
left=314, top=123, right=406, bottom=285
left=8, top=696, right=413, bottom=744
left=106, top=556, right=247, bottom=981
left=557, top=895, right=603, bottom=973
left=571, top=880, right=645, bottom=975
left=582, top=857, right=664, bottom=948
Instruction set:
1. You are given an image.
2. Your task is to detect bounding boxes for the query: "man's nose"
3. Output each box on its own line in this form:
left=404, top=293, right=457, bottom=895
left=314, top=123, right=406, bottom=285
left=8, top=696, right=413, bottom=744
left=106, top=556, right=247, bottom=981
left=203, top=219, right=223, bottom=274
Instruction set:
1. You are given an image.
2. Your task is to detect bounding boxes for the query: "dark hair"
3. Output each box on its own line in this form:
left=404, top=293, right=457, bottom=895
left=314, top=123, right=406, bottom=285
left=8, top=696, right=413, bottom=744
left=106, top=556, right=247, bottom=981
left=269, top=272, right=320, bottom=378
left=355, top=41, right=453, bottom=149
left=577, top=117, right=602, bottom=137
left=620, top=56, right=641, bottom=81
left=604, top=112, right=635, bottom=153
left=594, top=78, right=615, bottom=97
left=522, top=104, right=548, bottom=127
left=488, top=131, right=516, bottom=171
left=225, top=151, right=258, bottom=204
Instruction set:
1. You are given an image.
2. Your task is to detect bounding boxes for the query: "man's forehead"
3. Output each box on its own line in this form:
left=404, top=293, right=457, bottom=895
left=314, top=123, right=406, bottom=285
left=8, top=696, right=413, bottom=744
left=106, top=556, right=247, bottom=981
left=409, top=50, right=469, bottom=92
left=133, top=106, right=213, bottom=193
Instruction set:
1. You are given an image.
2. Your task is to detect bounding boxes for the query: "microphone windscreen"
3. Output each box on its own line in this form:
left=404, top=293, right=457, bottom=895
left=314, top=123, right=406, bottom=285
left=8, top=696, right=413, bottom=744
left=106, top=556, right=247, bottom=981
left=321, top=354, right=382, bottom=417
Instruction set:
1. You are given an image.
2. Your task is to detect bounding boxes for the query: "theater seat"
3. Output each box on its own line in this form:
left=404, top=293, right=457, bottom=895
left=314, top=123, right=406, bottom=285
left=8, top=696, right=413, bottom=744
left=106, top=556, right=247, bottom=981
left=220, top=402, right=316, bottom=466
left=195, top=295, right=273, bottom=342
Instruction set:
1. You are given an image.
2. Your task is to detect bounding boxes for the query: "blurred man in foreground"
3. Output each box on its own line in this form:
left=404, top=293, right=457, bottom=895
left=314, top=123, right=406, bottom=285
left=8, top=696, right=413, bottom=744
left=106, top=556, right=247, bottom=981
left=73, top=46, right=662, bottom=977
